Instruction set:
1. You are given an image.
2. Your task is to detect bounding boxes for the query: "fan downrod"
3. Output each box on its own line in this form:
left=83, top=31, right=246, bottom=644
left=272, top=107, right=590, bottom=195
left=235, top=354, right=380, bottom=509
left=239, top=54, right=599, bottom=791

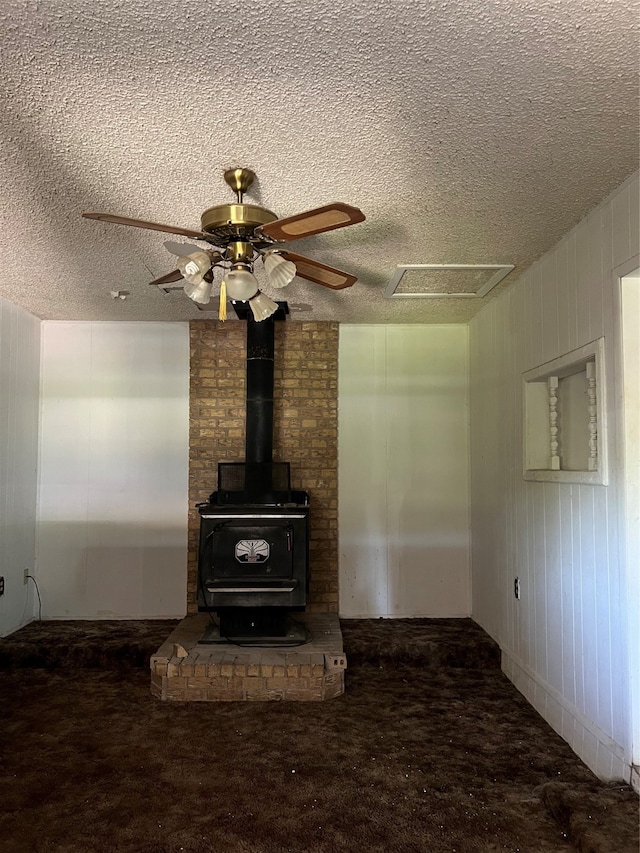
left=224, top=168, right=256, bottom=202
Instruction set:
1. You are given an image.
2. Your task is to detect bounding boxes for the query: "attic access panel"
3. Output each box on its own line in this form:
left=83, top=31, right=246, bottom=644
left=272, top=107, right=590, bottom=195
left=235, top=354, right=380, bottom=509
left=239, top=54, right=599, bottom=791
left=384, top=264, right=514, bottom=299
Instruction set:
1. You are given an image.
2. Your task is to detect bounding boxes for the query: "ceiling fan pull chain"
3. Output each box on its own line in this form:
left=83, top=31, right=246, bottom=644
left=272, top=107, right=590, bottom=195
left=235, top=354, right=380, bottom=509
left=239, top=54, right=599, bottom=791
left=219, top=279, right=227, bottom=321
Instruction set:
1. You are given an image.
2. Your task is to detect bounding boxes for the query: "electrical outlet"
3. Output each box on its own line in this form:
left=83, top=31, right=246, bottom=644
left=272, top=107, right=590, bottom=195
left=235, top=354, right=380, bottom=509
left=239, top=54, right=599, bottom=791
left=0, top=576, right=4, bottom=596
left=514, top=577, right=521, bottom=599
left=24, top=568, right=29, bottom=585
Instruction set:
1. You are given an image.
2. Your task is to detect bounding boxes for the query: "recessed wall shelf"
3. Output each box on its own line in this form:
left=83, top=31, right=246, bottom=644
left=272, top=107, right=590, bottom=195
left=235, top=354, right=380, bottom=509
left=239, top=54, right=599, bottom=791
left=522, top=338, right=607, bottom=485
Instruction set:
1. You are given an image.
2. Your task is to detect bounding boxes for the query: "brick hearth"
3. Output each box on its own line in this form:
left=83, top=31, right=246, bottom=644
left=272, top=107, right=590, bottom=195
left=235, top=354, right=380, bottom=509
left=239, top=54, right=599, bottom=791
left=151, top=612, right=346, bottom=702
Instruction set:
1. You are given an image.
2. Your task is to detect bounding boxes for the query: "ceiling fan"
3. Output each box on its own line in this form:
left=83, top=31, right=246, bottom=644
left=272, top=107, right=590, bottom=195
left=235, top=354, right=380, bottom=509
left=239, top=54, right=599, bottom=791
left=82, top=168, right=365, bottom=321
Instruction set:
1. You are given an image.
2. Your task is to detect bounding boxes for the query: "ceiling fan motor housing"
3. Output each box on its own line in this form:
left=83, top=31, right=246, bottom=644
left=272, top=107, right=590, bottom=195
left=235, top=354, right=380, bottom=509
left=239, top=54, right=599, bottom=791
left=200, top=203, right=279, bottom=249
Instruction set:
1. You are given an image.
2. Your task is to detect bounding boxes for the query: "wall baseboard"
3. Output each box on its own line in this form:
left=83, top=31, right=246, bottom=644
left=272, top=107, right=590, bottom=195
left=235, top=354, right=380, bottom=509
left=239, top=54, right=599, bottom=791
left=502, top=648, right=630, bottom=784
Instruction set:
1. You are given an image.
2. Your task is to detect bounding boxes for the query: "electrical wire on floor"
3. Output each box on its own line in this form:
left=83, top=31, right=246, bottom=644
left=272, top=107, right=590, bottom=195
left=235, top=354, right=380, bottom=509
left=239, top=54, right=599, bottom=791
left=25, top=574, right=42, bottom=621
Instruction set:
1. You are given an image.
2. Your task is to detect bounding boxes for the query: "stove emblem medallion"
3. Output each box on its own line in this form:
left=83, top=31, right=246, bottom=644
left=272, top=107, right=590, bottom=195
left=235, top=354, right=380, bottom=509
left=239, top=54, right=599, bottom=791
left=235, top=539, right=270, bottom=563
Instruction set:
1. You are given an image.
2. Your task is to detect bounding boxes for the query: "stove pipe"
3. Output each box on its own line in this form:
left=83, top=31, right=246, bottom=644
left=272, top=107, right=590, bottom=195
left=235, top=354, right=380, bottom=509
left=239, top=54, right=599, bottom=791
left=245, top=316, right=275, bottom=465
left=197, top=303, right=310, bottom=631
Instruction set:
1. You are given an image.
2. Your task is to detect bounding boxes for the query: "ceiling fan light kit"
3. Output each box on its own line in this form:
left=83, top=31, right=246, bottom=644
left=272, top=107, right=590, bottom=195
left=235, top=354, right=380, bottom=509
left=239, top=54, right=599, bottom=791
left=263, top=251, right=297, bottom=289
left=183, top=278, right=214, bottom=305
left=249, top=291, right=279, bottom=322
left=225, top=266, right=260, bottom=302
left=82, top=167, right=365, bottom=321
left=176, top=250, right=212, bottom=285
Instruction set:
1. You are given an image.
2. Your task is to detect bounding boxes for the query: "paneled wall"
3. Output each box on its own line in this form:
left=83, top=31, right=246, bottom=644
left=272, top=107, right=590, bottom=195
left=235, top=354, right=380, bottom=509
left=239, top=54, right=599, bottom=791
left=469, top=171, right=640, bottom=781
left=339, top=325, right=470, bottom=618
left=0, top=298, right=40, bottom=637
left=37, top=322, right=190, bottom=619
left=621, top=269, right=640, bottom=786
left=188, top=321, right=339, bottom=614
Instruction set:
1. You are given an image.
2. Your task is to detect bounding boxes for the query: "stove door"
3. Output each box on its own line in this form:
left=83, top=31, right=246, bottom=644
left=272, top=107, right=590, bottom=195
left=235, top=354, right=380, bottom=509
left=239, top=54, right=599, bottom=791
left=212, top=521, right=293, bottom=581
left=198, top=510, right=309, bottom=609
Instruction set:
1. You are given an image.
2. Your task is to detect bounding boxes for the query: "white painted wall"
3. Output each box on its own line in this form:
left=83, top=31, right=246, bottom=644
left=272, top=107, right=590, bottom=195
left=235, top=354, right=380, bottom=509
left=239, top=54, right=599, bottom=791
left=620, top=267, right=640, bottom=789
left=0, top=297, right=41, bottom=637
left=339, top=325, right=470, bottom=618
left=469, top=171, right=640, bottom=782
left=37, top=322, right=190, bottom=619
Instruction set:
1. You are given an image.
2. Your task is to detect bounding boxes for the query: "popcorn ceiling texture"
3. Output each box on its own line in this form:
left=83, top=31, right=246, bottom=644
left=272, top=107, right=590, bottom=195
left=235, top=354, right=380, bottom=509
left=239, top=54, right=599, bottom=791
left=0, top=0, right=638, bottom=323
left=188, top=320, right=339, bottom=615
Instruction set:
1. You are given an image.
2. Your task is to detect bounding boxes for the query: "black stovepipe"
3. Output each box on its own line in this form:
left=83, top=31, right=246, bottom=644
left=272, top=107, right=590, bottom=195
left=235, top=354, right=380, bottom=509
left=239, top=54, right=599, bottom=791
left=244, top=316, right=275, bottom=495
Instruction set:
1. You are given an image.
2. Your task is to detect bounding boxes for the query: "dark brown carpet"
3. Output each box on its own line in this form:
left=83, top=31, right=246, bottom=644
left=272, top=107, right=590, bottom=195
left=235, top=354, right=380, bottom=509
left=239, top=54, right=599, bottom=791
left=0, top=618, right=637, bottom=853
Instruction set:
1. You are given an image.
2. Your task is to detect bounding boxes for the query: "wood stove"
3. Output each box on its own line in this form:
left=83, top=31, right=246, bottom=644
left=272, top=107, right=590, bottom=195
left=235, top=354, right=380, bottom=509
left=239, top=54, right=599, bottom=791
left=196, top=304, right=310, bottom=641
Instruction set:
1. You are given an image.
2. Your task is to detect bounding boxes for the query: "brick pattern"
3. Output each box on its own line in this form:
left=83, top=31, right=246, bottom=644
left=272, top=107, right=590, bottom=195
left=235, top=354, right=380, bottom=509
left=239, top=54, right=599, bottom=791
left=188, top=320, right=339, bottom=615
left=150, top=613, right=346, bottom=702
left=151, top=653, right=344, bottom=702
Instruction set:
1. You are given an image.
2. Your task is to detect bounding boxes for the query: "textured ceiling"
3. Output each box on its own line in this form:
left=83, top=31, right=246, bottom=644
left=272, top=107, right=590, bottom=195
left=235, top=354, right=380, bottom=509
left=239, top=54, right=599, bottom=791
left=0, top=0, right=638, bottom=323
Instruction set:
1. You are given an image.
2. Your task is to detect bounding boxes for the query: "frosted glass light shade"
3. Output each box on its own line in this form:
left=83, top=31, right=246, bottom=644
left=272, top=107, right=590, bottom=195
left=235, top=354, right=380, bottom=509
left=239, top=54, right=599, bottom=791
left=183, top=278, right=213, bottom=304
left=263, top=252, right=297, bottom=288
left=249, top=291, right=279, bottom=322
left=177, top=251, right=211, bottom=285
left=225, top=267, right=259, bottom=301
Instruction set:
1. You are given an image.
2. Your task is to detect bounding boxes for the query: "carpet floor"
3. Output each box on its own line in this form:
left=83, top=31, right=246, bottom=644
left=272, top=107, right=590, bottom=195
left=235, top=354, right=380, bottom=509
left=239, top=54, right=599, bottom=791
left=0, top=618, right=637, bottom=853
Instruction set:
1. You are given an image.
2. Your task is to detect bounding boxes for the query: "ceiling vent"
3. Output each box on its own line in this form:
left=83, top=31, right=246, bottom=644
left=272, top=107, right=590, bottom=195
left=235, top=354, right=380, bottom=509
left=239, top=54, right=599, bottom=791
left=384, top=264, right=514, bottom=299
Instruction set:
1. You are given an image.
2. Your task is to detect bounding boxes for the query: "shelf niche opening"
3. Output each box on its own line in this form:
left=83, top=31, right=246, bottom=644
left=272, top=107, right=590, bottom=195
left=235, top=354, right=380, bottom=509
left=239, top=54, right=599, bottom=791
left=523, top=338, right=607, bottom=485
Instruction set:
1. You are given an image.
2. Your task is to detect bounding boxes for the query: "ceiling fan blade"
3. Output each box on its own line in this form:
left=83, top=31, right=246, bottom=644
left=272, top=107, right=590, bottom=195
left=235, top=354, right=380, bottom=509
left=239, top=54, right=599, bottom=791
left=82, top=211, right=207, bottom=240
left=260, top=203, right=365, bottom=242
left=148, top=269, right=184, bottom=286
left=280, top=251, right=357, bottom=290
left=163, top=241, right=205, bottom=257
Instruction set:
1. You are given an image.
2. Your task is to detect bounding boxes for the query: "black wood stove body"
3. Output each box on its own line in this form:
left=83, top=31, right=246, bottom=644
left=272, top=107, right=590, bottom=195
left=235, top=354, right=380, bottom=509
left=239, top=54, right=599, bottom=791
left=197, top=305, right=310, bottom=640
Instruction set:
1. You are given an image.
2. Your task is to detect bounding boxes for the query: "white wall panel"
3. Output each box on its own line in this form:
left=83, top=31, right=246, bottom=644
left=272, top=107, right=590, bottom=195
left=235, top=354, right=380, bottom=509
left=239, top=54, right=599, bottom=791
left=469, top=171, right=639, bottom=782
left=339, top=325, right=470, bottom=618
left=338, top=327, right=389, bottom=616
left=620, top=265, right=640, bottom=781
left=37, top=322, right=190, bottom=619
left=0, top=297, right=40, bottom=637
